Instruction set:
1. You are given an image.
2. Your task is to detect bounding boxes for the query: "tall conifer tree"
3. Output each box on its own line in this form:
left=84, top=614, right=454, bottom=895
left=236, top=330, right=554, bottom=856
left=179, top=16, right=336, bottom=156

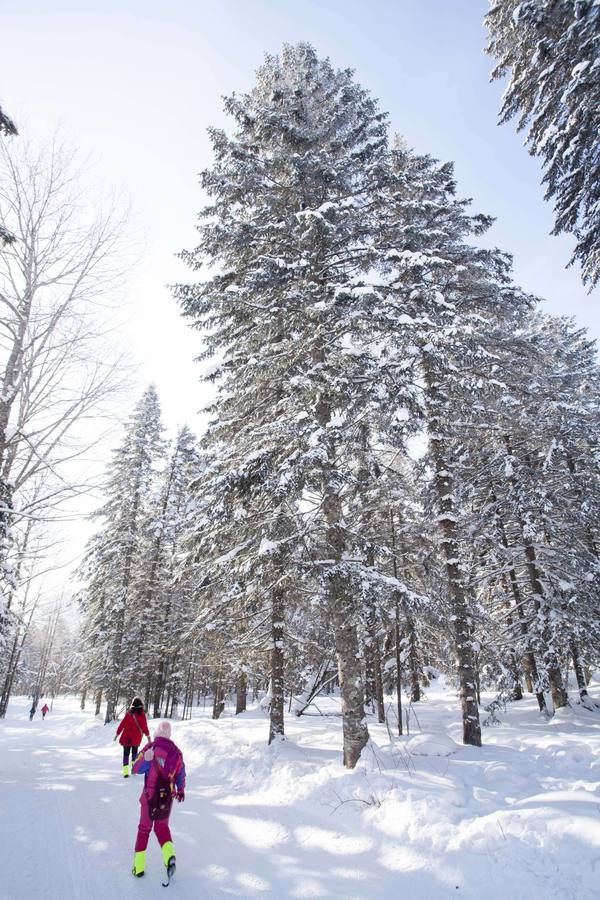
left=79, top=386, right=165, bottom=722
left=175, top=43, right=394, bottom=767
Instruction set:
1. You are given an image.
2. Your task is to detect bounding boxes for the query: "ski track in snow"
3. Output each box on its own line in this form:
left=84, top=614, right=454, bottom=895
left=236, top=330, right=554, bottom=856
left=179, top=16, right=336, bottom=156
left=1, top=681, right=600, bottom=899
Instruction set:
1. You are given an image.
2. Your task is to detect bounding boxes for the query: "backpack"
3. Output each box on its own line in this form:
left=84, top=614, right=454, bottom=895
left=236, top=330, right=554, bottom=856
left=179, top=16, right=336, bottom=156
left=145, top=745, right=181, bottom=821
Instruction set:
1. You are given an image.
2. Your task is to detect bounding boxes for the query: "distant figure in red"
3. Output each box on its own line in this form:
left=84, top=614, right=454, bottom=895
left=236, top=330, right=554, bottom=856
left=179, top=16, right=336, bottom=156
left=41, top=703, right=49, bottom=719
left=115, top=697, right=150, bottom=778
left=131, top=720, right=185, bottom=883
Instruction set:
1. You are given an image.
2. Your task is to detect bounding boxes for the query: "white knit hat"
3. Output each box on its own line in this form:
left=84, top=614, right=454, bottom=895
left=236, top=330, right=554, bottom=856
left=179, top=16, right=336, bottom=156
left=155, top=720, right=172, bottom=739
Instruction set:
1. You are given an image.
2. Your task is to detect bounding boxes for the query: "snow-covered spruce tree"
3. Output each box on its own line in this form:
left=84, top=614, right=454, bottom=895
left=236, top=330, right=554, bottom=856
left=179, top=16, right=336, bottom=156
left=175, top=43, right=396, bottom=767
left=463, top=313, right=600, bottom=710
left=78, top=386, right=165, bottom=722
left=135, top=425, right=199, bottom=717
left=79, top=428, right=201, bottom=722
left=376, top=144, right=537, bottom=745
left=485, top=0, right=600, bottom=288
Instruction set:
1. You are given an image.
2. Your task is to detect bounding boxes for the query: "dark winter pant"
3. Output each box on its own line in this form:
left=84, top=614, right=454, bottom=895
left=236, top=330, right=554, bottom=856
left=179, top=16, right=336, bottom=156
left=123, top=745, right=139, bottom=766
left=134, top=795, right=172, bottom=852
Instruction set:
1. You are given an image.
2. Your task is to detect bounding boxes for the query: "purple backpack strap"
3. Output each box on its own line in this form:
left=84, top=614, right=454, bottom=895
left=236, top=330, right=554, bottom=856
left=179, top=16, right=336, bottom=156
left=163, top=746, right=182, bottom=780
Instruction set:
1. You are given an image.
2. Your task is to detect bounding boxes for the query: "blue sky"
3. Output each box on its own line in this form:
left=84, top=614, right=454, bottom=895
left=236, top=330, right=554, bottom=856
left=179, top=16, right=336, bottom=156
left=2, top=0, right=597, bottom=431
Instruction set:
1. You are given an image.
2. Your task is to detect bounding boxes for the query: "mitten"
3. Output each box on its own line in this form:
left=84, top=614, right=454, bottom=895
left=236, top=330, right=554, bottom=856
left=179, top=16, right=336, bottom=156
left=176, top=789, right=185, bottom=803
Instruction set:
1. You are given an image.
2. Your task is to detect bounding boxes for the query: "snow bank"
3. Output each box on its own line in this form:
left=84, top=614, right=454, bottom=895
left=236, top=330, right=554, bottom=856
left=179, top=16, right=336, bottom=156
left=70, top=715, right=105, bottom=741
left=404, top=731, right=459, bottom=757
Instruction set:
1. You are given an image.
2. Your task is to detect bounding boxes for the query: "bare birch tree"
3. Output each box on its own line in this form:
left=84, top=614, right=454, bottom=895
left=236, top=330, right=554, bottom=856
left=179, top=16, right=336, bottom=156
left=0, top=132, right=131, bottom=694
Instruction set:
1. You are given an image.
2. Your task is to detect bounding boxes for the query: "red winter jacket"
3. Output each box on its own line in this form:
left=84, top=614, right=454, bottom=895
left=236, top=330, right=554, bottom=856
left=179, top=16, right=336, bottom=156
left=116, top=709, right=150, bottom=747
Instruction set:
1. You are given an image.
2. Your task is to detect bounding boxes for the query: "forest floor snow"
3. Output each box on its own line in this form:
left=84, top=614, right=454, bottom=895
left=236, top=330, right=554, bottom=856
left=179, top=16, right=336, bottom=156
left=1, top=678, right=600, bottom=899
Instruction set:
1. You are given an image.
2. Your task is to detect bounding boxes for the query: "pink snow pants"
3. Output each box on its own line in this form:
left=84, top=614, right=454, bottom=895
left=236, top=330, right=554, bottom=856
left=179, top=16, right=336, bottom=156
left=134, top=794, right=172, bottom=852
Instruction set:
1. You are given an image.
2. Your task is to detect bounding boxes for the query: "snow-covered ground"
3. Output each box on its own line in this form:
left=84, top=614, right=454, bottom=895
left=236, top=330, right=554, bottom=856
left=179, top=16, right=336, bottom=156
left=1, top=678, right=599, bottom=899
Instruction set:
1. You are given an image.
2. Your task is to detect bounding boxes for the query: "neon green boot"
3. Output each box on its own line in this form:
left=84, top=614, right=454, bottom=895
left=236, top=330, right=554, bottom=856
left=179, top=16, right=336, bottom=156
left=122, top=763, right=129, bottom=778
left=161, top=841, right=176, bottom=885
left=132, top=850, right=146, bottom=877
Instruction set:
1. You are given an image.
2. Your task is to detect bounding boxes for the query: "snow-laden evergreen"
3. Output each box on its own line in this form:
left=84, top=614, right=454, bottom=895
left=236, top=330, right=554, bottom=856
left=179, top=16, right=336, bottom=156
left=78, top=386, right=166, bottom=721
left=175, top=44, right=394, bottom=767
left=485, top=0, right=600, bottom=287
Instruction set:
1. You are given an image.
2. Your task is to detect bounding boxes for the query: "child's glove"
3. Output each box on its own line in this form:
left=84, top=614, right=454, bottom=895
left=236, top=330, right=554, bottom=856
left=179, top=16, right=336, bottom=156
left=176, top=789, right=185, bottom=803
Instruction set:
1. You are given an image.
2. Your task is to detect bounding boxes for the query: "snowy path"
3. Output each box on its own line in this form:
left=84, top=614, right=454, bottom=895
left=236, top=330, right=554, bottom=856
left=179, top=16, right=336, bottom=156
left=1, top=686, right=600, bottom=899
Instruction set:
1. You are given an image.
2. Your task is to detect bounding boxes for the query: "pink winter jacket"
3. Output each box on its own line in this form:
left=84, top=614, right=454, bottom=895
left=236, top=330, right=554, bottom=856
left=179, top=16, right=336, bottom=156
left=132, top=736, right=186, bottom=801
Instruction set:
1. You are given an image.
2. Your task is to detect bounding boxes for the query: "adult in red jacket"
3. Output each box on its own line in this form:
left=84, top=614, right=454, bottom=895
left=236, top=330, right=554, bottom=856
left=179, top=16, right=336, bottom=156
left=116, top=697, right=150, bottom=778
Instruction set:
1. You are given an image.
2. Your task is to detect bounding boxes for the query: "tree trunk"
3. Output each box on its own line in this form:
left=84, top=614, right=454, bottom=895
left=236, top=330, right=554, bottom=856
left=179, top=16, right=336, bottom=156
left=268, top=588, right=285, bottom=743
left=0, top=627, right=21, bottom=718
left=80, top=687, right=87, bottom=711
left=373, top=653, right=385, bottom=724
left=495, top=504, right=545, bottom=711
left=365, top=604, right=385, bottom=724
left=212, top=679, right=225, bottom=720
left=143, top=673, right=153, bottom=713
left=474, top=652, right=481, bottom=706
left=364, top=653, right=376, bottom=713
left=358, top=426, right=384, bottom=725
left=181, top=656, right=193, bottom=721
left=499, top=576, right=523, bottom=701
left=502, top=440, right=568, bottom=711
left=424, top=356, right=482, bottom=747
left=94, top=689, right=102, bottom=716
left=437, top=522, right=481, bottom=745
left=404, top=617, right=420, bottom=703
left=333, top=587, right=369, bottom=767
left=389, top=512, right=422, bottom=704
left=522, top=542, right=569, bottom=710
left=0, top=281, right=33, bottom=627
left=570, top=640, right=588, bottom=699
left=153, top=659, right=167, bottom=718
left=315, top=354, right=368, bottom=767
left=394, top=600, right=403, bottom=736
left=236, top=669, right=247, bottom=715
left=1, top=582, right=40, bottom=718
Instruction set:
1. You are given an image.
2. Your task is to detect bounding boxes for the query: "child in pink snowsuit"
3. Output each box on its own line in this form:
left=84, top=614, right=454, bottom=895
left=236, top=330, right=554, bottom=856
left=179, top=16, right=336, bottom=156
left=131, top=720, right=186, bottom=880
